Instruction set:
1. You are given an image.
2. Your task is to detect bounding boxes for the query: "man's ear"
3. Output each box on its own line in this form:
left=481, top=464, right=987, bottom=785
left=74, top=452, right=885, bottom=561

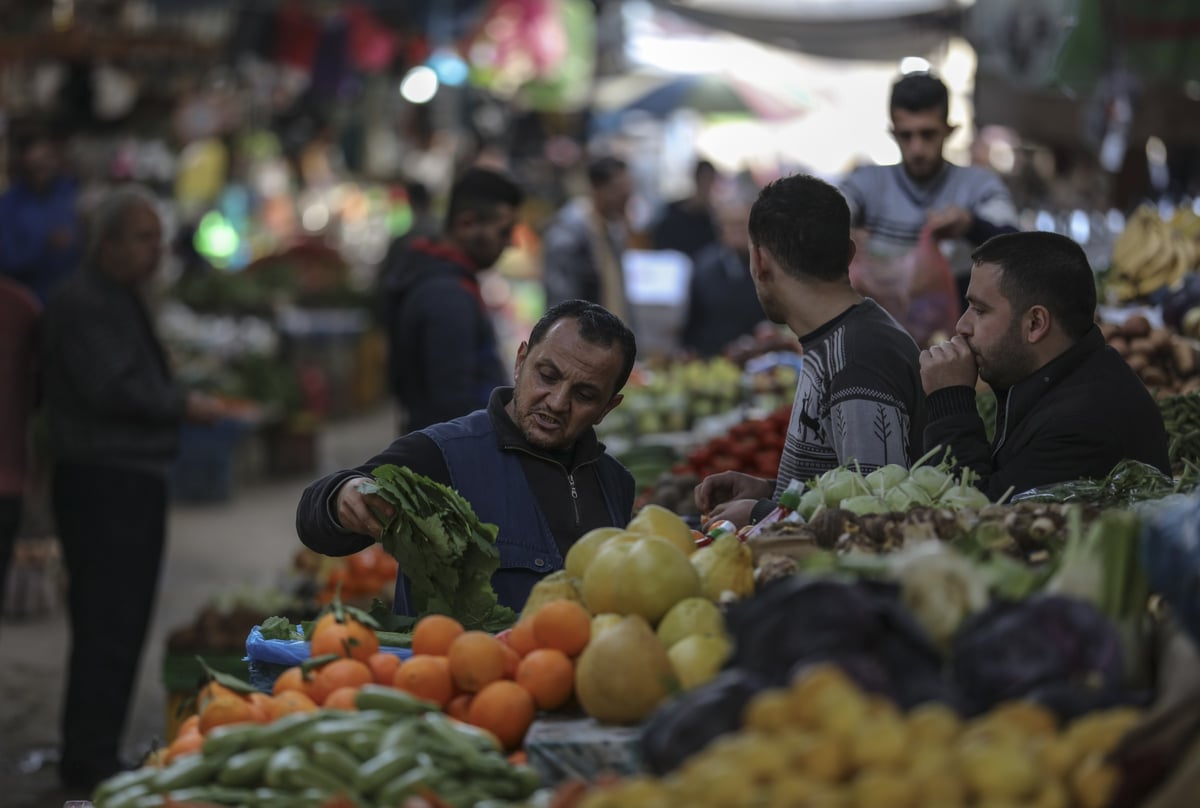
left=750, top=243, right=770, bottom=281
left=846, top=237, right=857, bottom=267
left=513, top=341, right=529, bottom=380
left=1026, top=304, right=1052, bottom=343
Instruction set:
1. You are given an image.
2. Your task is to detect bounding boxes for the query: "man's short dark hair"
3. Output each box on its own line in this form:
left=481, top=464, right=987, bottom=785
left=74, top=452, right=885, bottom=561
left=971, top=231, right=1097, bottom=341
left=890, top=72, right=949, bottom=122
left=587, top=156, right=627, bottom=189
left=747, top=173, right=851, bottom=282
left=444, top=167, right=523, bottom=230
left=694, top=160, right=716, bottom=182
left=528, top=300, right=637, bottom=395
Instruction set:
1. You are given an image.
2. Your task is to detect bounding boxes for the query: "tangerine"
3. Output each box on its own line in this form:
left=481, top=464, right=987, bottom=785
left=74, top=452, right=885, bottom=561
left=448, top=631, right=507, bottom=693
left=393, top=655, right=454, bottom=707
left=246, top=692, right=273, bottom=723
left=265, top=690, right=318, bottom=720
left=515, top=649, right=575, bottom=711
left=366, top=652, right=402, bottom=686
left=507, top=620, right=538, bottom=657
left=272, top=666, right=313, bottom=698
left=311, top=657, right=373, bottom=704
left=446, top=693, right=474, bottom=722
left=323, top=686, right=361, bottom=711
left=177, top=714, right=200, bottom=737
left=309, top=612, right=380, bottom=662
left=412, top=614, right=465, bottom=656
left=467, top=680, right=536, bottom=750
left=166, top=729, right=204, bottom=762
left=198, top=694, right=255, bottom=734
left=501, top=643, right=521, bottom=679
left=531, top=600, right=591, bottom=656
left=197, top=680, right=236, bottom=711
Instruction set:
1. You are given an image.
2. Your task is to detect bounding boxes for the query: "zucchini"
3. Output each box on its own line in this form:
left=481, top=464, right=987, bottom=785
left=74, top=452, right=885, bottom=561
left=93, top=768, right=159, bottom=803
left=354, top=747, right=418, bottom=795
left=202, top=722, right=269, bottom=760
left=217, top=747, right=274, bottom=787
left=263, top=746, right=307, bottom=789
left=354, top=684, right=435, bottom=715
left=311, top=741, right=362, bottom=784
left=154, top=755, right=217, bottom=791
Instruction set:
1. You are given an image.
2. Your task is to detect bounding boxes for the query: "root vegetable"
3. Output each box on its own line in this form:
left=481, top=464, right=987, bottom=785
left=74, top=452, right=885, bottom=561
left=1121, top=314, right=1151, bottom=339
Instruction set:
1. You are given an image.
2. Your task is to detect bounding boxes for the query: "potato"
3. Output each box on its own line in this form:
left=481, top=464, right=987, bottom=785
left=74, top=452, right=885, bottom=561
left=1172, top=339, right=1197, bottom=377
left=1109, top=336, right=1130, bottom=357
left=1122, top=314, right=1152, bottom=339
left=1125, top=354, right=1149, bottom=374
left=1129, top=337, right=1157, bottom=356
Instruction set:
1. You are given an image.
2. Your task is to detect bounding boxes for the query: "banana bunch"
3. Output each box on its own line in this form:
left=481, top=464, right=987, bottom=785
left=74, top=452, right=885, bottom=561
left=1108, top=206, right=1198, bottom=302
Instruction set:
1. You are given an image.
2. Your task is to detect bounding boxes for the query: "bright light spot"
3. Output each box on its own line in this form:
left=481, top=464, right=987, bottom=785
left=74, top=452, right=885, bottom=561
left=1145, top=135, right=1167, bottom=166
left=1035, top=211, right=1056, bottom=232
left=301, top=203, right=330, bottom=232
left=428, top=49, right=469, bottom=87
left=400, top=67, right=439, bottom=104
left=1070, top=210, right=1090, bottom=243
left=195, top=210, right=238, bottom=265
left=1107, top=209, right=1126, bottom=234
left=900, top=56, right=932, bottom=75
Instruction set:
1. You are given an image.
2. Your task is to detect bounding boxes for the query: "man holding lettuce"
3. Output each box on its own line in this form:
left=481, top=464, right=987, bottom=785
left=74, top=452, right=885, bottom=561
left=295, top=300, right=638, bottom=613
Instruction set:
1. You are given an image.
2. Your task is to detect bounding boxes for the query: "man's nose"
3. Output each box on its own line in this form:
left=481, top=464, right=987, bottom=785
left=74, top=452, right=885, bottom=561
left=546, top=385, right=570, bottom=410
left=956, top=312, right=972, bottom=336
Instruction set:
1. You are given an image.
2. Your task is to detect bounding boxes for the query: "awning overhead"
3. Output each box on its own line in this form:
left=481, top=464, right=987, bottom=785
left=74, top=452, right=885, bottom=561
left=643, top=0, right=969, bottom=60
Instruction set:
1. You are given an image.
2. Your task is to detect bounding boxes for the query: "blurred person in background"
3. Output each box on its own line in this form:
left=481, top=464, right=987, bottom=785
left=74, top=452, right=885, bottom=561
left=0, top=123, right=84, bottom=304
left=681, top=196, right=766, bottom=357
left=839, top=72, right=1018, bottom=302
left=0, top=276, right=40, bottom=617
left=384, top=167, right=523, bottom=433
left=40, top=185, right=225, bottom=791
left=542, top=155, right=634, bottom=324
left=695, top=174, right=925, bottom=528
left=652, top=159, right=720, bottom=260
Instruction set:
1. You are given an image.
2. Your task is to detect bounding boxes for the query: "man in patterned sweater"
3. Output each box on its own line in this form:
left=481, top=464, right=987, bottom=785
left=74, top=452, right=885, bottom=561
left=695, top=174, right=926, bottom=528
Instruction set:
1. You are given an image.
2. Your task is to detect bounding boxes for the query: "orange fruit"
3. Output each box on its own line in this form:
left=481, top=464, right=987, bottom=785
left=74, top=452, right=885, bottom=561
left=177, top=714, right=201, bottom=737
left=467, top=680, right=536, bottom=750
left=246, top=692, right=273, bottom=723
left=265, top=690, right=318, bottom=720
left=446, top=693, right=474, bottom=722
left=198, top=694, right=255, bottom=734
left=501, top=643, right=521, bottom=679
left=197, top=680, right=237, bottom=711
left=366, top=652, right=402, bottom=686
left=323, top=686, right=361, bottom=711
left=309, top=612, right=380, bottom=662
left=393, top=655, right=454, bottom=707
left=515, top=649, right=575, bottom=711
left=272, top=666, right=313, bottom=698
left=448, top=631, right=507, bottom=693
left=531, top=601, right=591, bottom=656
left=412, top=614, right=465, bottom=656
left=507, top=620, right=538, bottom=657
left=311, top=658, right=373, bottom=704
left=166, top=729, right=203, bottom=762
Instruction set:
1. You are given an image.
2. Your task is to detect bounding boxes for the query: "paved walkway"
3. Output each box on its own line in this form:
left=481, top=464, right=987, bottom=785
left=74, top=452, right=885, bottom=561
left=0, top=408, right=396, bottom=808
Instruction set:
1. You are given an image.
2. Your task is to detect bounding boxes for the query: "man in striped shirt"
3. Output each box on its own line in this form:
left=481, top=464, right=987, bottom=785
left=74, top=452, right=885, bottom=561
left=695, top=175, right=925, bottom=529
left=839, top=72, right=1018, bottom=303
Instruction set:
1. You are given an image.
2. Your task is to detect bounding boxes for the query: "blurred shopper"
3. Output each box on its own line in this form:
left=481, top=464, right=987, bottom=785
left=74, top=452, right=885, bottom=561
left=297, top=300, right=637, bottom=613
left=0, top=124, right=83, bottom=304
left=542, top=156, right=634, bottom=323
left=41, top=186, right=224, bottom=790
left=681, top=197, right=766, bottom=357
left=922, top=232, right=1169, bottom=499
left=384, top=168, right=523, bottom=433
left=695, top=175, right=925, bottom=528
left=652, top=159, right=720, bottom=259
left=0, top=276, right=40, bottom=615
left=839, top=72, right=1018, bottom=302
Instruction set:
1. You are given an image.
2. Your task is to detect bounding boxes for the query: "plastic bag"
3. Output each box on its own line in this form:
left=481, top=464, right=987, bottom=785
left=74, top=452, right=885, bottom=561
left=1010, top=460, right=1178, bottom=509
left=849, top=226, right=961, bottom=347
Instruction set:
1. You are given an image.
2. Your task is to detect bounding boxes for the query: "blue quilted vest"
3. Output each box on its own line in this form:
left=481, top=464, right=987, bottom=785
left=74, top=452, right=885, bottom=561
left=389, top=410, right=630, bottom=615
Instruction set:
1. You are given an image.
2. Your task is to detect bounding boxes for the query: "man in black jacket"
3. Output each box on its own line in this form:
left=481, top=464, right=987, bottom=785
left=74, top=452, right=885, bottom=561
left=41, top=185, right=224, bottom=791
left=921, top=231, right=1170, bottom=499
left=384, top=168, right=522, bottom=432
left=296, top=300, right=637, bottom=613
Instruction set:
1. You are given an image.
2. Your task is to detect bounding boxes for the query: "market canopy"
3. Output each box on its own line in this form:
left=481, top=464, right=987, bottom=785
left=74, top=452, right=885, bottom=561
left=642, top=0, right=971, bottom=60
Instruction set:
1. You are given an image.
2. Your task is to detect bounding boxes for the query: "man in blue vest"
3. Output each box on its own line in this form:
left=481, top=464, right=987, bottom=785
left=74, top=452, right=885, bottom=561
left=295, top=300, right=638, bottom=613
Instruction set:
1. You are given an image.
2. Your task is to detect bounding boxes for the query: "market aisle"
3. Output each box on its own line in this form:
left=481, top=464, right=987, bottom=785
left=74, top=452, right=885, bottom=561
left=0, top=407, right=396, bottom=808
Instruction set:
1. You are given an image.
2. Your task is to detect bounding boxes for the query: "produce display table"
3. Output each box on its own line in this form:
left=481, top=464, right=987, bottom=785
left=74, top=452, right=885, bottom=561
left=160, top=652, right=248, bottom=741
left=524, top=714, right=644, bottom=787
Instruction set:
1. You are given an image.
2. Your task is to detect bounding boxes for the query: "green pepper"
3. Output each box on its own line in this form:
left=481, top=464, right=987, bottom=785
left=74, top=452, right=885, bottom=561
left=93, top=767, right=159, bottom=803
left=375, top=720, right=422, bottom=755
left=374, top=766, right=436, bottom=806
left=354, top=747, right=418, bottom=795
left=354, top=684, right=436, bottom=715
left=287, top=764, right=358, bottom=797
left=255, top=711, right=324, bottom=747
left=263, top=745, right=308, bottom=789
left=311, top=741, right=362, bottom=785
left=162, top=785, right=256, bottom=805
left=293, top=714, right=384, bottom=748
left=153, top=755, right=218, bottom=791
left=217, top=746, right=275, bottom=787
left=202, top=721, right=269, bottom=760
left=95, top=783, right=151, bottom=808
left=345, top=729, right=379, bottom=760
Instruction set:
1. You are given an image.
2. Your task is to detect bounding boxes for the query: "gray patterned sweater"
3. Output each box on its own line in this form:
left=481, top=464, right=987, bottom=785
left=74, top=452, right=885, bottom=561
left=761, top=300, right=926, bottom=512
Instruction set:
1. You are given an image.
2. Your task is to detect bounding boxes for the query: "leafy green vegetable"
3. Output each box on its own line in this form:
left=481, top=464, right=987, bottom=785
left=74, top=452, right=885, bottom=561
left=364, top=466, right=517, bottom=632
left=259, top=615, right=303, bottom=642
left=1011, top=459, right=1181, bottom=508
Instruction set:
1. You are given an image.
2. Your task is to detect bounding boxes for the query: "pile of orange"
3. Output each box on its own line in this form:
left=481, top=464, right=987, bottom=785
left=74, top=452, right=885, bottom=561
left=317, top=545, right=400, bottom=605
left=169, top=599, right=594, bottom=764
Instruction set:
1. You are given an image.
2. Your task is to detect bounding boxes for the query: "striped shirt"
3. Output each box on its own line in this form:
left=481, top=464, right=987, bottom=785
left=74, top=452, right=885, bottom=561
left=773, top=300, right=925, bottom=498
left=840, top=162, right=1018, bottom=277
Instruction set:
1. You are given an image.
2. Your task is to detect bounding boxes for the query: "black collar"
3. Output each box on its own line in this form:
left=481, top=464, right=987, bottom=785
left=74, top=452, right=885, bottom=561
left=997, top=327, right=1107, bottom=438
left=486, top=387, right=607, bottom=470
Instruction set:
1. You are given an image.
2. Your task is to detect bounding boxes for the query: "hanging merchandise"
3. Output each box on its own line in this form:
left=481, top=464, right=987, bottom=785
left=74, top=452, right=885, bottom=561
left=345, top=2, right=399, bottom=73
left=273, top=2, right=322, bottom=74
left=174, top=137, right=230, bottom=216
